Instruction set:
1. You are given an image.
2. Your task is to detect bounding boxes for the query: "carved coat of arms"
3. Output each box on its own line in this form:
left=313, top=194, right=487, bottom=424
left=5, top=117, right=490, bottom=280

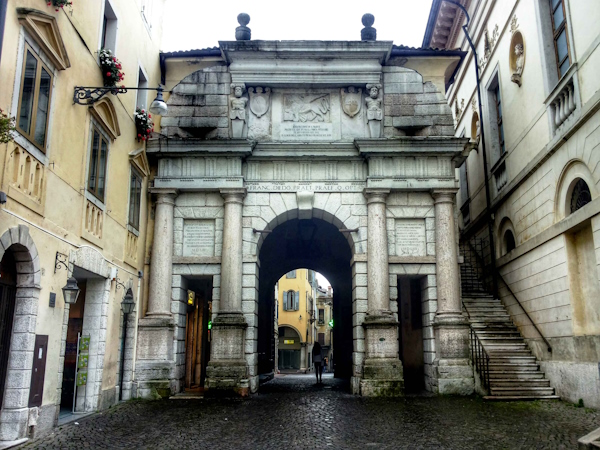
left=341, top=87, right=362, bottom=118
left=249, top=87, right=271, bottom=118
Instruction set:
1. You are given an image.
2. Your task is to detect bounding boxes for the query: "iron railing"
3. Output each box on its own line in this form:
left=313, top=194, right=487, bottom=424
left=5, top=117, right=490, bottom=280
left=470, top=327, right=490, bottom=390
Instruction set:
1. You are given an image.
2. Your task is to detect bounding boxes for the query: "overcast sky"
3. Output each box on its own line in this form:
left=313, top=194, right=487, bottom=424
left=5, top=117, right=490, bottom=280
left=162, top=0, right=433, bottom=51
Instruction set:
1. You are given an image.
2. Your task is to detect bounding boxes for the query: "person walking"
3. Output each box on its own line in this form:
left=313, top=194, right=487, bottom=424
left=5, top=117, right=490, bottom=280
left=312, top=342, right=323, bottom=384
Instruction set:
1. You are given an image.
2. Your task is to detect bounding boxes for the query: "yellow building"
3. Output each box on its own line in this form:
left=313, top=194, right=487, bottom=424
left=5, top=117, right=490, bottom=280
left=276, top=269, right=317, bottom=372
left=0, top=0, right=164, bottom=441
left=316, top=286, right=333, bottom=372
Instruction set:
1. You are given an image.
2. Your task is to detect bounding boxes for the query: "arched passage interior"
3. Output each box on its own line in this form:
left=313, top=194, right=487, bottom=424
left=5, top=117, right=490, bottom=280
left=257, top=218, right=353, bottom=380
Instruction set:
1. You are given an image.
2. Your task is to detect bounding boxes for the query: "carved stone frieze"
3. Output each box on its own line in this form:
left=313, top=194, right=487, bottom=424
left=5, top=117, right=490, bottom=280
left=283, top=94, right=331, bottom=123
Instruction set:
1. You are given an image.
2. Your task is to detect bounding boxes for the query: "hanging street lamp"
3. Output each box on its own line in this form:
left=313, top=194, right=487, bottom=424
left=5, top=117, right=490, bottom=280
left=73, top=85, right=168, bottom=116
left=61, top=276, right=81, bottom=305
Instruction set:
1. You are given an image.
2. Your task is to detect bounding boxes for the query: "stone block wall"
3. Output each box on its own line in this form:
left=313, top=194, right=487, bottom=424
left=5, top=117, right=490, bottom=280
left=383, top=67, right=454, bottom=138
left=162, top=65, right=231, bottom=139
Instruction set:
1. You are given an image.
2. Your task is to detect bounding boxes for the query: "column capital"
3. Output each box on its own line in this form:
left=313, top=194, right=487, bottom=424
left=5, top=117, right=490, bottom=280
left=363, top=188, right=390, bottom=204
left=149, top=188, right=178, bottom=205
left=220, top=188, right=247, bottom=204
left=431, top=189, right=458, bottom=204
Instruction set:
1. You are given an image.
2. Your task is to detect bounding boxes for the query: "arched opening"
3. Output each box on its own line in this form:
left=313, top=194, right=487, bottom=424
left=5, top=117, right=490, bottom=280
left=0, top=249, right=17, bottom=410
left=257, top=218, right=353, bottom=386
left=504, top=230, right=516, bottom=254
left=277, top=326, right=302, bottom=371
left=569, top=178, right=592, bottom=214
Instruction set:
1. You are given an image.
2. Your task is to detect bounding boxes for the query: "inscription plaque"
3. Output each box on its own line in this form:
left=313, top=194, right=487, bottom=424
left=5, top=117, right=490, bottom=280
left=395, top=219, right=426, bottom=256
left=279, top=123, right=333, bottom=141
left=183, top=220, right=215, bottom=257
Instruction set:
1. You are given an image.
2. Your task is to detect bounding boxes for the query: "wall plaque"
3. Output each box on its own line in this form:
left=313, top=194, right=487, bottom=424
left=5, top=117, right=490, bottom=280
left=395, top=219, right=426, bottom=256
left=183, top=220, right=215, bottom=257
left=279, top=123, right=333, bottom=141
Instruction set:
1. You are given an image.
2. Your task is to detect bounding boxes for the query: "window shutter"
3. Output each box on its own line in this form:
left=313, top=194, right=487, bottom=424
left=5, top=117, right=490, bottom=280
left=294, top=291, right=299, bottom=311
left=283, top=293, right=288, bottom=311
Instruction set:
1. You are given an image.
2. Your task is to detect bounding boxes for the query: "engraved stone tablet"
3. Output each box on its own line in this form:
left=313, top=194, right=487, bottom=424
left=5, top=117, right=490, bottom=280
left=183, top=220, right=215, bottom=257
left=395, top=219, right=426, bottom=256
left=279, top=123, right=333, bottom=141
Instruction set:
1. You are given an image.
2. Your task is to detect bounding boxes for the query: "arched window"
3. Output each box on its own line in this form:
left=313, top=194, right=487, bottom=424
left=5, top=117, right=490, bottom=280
left=570, top=178, right=592, bottom=214
left=504, top=230, right=516, bottom=253
left=283, top=290, right=299, bottom=311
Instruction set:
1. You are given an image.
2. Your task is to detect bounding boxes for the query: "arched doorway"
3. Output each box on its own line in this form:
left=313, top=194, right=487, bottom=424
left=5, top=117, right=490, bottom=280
left=257, top=218, right=353, bottom=384
left=0, top=249, right=17, bottom=410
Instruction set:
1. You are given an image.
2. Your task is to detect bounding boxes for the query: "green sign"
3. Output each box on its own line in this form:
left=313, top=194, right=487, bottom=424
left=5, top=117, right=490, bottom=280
left=328, top=319, right=334, bottom=328
left=208, top=320, right=212, bottom=330
left=80, top=336, right=90, bottom=351
left=78, top=354, right=89, bottom=369
left=76, top=371, right=87, bottom=386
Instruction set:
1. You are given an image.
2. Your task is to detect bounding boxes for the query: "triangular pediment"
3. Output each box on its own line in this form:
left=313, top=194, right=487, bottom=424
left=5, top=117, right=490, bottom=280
left=17, top=8, right=70, bottom=70
left=129, top=148, right=150, bottom=177
left=90, top=99, right=121, bottom=140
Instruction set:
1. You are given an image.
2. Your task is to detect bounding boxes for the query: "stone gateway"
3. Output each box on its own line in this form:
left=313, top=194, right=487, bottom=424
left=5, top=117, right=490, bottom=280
left=137, top=19, right=473, bottom=397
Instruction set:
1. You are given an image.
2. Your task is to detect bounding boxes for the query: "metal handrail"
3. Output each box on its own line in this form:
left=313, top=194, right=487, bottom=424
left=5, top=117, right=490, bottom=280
left=469, top=327, right=490, bottom=390
left=465, top=238, right=552, bottom=353
left=497, top=273, right=552, bottom=353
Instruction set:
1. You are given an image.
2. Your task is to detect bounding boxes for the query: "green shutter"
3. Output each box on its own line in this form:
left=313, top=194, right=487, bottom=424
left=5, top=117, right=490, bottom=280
left=294, top=291, right=299, bottom=311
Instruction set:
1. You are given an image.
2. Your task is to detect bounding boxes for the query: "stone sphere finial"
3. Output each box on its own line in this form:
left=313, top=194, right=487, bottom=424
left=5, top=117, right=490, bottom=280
left=236, top=13, right=251, bottom=41
left=361, top=13, right=376, bottom=41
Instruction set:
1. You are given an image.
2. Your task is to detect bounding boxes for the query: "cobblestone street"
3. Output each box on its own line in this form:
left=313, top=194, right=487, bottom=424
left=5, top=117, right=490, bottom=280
left=22, top=374, right=599, bottom=449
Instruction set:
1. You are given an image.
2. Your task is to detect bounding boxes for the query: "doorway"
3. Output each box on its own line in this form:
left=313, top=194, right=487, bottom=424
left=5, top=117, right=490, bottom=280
left=257, top=218, right=353, bottom=384
left=278, top=326, right=301, bottom=371
left=398, top=277, right=425, bottom=393
left=60, top=282, right=86, bottom=414
left=0, top=250, right=17, bottom=409
left=184, top=278, right=211, bottom=392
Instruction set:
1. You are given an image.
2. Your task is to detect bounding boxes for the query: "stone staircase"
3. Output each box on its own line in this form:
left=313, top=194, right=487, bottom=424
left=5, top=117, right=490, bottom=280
left=461, top=261, right=559, bottom=401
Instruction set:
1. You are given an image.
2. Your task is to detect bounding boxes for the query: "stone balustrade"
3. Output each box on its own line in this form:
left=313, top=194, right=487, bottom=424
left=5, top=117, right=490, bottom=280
left=550, top=77, right=577, bottom=133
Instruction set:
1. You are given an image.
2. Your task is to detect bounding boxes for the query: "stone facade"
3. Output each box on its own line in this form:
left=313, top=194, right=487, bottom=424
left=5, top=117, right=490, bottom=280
left=140, top=39, right=473, bottom=397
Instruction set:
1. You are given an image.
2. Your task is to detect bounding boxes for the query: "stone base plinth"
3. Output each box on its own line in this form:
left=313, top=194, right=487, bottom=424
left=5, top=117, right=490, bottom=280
left=205, top=312, right=248, bottom=396
left=135, top=360, right=176, bottom=399
left=433, top=312, right=473, bottom=395
left=360, top=359, right=404, bottom=397
left=434, top=359, right=474, bottom=395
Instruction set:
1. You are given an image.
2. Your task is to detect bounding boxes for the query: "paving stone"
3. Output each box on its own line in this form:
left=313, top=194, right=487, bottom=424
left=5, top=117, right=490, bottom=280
left=22, top=374, right=600, bottom=449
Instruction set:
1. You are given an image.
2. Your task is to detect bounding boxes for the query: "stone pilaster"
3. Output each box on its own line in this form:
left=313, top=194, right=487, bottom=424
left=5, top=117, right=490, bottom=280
left=300, top=342, right=307, bottom=372
left=360, top=189, right=404, bottom=396
left=205, top=189, right=249, bottom=396
left=136, top=189, right=177, bottom=398
left=432, top=190, right=473, bottom=395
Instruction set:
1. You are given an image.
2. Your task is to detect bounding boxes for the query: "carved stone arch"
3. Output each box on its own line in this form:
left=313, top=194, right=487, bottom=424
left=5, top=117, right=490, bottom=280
left=497, top=217, right=517, bottom=257
left=555, top=159, right=598, bottom=222
left=0, top=225, right=41, bottom=441
left=17, top=8, right=70, bottom=70
left=90, top=98, right=121, bottom=140
left=69, top=246, right=111, bottom=278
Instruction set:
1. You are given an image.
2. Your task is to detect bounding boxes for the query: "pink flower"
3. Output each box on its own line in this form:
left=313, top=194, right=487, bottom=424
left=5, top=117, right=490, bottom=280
left=106, top=72, right=111, bottom=77
left=137, top=133, right=142, bottom=138
left=148, top=114, right=151, bottom=118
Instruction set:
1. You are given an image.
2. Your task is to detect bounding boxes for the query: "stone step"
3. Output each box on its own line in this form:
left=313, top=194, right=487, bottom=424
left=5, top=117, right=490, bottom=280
left=475, top=331, right=521, bottom=335
left=490, top=379, right=551, bottom=388
left=478, top=336, right=524, bottom=341
left=484, top=343, right=528, bottom=349
left=488, top=363, right=539, bottom=371
left=483, top=395, right=560, bottom=401
left=489, top=387, right=555, bottom=396
left=487, top=350, right=533, bottom=357
left=489, top=371, right=545, bottom=380
left=489, top=356, right=536, bottom=363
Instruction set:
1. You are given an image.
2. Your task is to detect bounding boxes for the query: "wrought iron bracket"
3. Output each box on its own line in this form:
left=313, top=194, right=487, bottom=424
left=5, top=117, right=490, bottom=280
left=54, top=252, right=69, bottom=274
left=73, top=86, right=128, bottom=105
left=115, top=277, right=128, bottom=292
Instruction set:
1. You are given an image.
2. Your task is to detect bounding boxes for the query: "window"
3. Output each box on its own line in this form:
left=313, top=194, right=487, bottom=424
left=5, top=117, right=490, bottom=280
left=283, top=291, right=299, bottom=311
left=136, top=68, right=148, bottom=111
left=101, top=0, right=118, bottom=53
left=493, top=84, right=505, bottom=156
left=318, top=333, right=325, bottom=346
left=17, top=45, right=53, bottom=151
left=570, top=179, right=592, bottom=214
left=318, top=309, right=324, bottom=324
left=128, top=167, right=143, bottom=230
left=286, top=270, right=296, bottom=279
left=550, top=0, right=570, bottom=78
left=87, top=127, right=109, bottom=202
left=504, top=230, right=516, bottom=253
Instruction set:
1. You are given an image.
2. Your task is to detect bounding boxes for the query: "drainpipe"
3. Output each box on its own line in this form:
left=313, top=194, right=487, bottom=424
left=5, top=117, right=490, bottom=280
left=0, top=0, right=7, bottom=64
left=442, top=0, right=498, bottom=298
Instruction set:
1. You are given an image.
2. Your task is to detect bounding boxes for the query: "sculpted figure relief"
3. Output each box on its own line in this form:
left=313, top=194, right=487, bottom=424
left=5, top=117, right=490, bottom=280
left=365, top=83, right=382, bottom=137
left=511, top=43, right=524, bottom=86
left=230, top=83, right=247, bottom=137
left=283, top=94, right=330, bottom=123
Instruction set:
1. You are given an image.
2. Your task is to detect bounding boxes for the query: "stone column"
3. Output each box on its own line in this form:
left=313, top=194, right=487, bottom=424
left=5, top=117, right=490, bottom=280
left=300, top=343, right=307, bottom=373
left=147, top=190, right=177, bottom=317
left=432, top=190, right=473, bottom=395
left=136, top=189, right=177, bottom=398
left=205, top=189, right=249, bottom=396
left=360, top=189, right=404, bottom=396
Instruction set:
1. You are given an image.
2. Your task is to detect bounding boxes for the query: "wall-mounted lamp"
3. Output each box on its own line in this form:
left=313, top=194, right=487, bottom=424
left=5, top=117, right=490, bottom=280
left=73, top=85, right=168, bottom=116
left=62, top=276, right=80, bottom=305
left=299, top=315, right=302, bottom=321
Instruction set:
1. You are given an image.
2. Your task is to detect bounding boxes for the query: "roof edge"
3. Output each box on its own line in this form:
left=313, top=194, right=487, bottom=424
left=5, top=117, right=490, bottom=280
left=422, top=0, right=443, bottom=48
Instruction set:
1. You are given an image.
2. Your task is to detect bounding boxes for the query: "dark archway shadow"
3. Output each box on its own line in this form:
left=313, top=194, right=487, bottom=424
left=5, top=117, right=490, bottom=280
left=257, top=218, right=353, bottom=383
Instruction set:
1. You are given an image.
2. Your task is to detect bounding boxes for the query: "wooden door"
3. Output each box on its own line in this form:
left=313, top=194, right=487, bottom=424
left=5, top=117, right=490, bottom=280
left=28, top=335, right=48, bottom=407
